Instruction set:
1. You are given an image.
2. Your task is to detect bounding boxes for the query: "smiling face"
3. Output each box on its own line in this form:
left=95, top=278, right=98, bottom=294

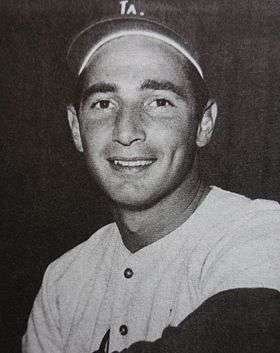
left=68, top=35, right=215, bottom=209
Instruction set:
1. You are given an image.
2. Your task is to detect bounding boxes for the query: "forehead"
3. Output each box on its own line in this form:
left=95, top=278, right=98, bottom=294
left=82, top=35, right=192, bottom=90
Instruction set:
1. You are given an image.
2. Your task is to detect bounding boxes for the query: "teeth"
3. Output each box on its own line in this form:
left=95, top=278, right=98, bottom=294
left=113, top=160, right=154, bottom=167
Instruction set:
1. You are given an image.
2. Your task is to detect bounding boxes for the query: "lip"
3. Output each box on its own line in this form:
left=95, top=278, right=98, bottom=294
left=107, top=156, right=157, bottom=171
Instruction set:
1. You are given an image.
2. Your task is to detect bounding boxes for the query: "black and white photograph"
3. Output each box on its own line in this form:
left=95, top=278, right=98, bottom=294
left=1, top=1, right=280, bottom=352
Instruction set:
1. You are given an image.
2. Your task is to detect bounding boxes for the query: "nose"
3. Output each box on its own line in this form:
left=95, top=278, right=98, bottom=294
left=113, top=106, right=146, bottom=146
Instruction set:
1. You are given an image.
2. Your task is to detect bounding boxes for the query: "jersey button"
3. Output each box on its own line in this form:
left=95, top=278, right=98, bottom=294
left=119, top=324, right=128, bottom=336
left=124, top=268, right=133, bottom=279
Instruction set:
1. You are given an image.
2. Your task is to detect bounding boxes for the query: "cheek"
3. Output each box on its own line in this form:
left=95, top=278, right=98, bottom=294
left=155, top=117, right=197, bottom=155
left=79, top=117, right=112, bottom=153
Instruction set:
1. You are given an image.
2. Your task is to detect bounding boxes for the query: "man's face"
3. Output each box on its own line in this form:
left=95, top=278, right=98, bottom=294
left=70, top=35, right=208, bottom=208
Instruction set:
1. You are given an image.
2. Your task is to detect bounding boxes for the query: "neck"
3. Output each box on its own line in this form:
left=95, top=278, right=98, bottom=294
left=112, top=161, right=207, bottom=253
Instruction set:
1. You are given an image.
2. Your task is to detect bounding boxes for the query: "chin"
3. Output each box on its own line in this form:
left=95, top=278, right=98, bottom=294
left=111, top=198, right=157, bottom=211
left=106, top=186, right=170, bottom=211
left=107, top=193, right=148, bottom=210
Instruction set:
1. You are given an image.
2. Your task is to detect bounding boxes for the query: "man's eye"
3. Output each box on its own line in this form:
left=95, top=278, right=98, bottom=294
left=91, top=100, right=112, bottom=109
left=150, top=99, right=174, bottom=108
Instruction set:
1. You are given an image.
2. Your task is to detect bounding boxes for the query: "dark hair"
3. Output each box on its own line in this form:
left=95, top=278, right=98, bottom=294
left=185, top=64, right=210, bottom=120
left=71, top=70, right=87, bottom=115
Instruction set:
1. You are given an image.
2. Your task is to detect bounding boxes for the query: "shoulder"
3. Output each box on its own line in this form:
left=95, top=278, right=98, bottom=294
left=200, top=186, right=280, bottom=235
left=43, top=222, right=119, bottom=289
left=191, top=187, right=280, bottom=298
left=24, top=222, right=120, bottom=343
left=206, top=186, right=280, bottom=218
left=193, top=186, right=280, bottom=251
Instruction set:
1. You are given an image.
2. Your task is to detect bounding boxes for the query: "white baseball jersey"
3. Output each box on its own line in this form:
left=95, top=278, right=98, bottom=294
left=22, top=187, right=280, bottom=353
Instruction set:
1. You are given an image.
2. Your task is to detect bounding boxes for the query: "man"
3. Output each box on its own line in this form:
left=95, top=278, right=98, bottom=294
left=23, top=1, right=280, bottom=352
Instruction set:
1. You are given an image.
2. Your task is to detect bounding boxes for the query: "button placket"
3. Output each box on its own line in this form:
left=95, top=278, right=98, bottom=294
left=111, top=260, right=138, bottom=344
left=117, top=264, right=135, bottom=340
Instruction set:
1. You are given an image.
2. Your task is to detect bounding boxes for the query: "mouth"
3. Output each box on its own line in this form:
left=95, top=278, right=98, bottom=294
left=107, top=157, right=156, bottom=172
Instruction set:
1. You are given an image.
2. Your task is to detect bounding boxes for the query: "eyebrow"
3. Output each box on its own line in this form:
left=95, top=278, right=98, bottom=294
left=80, top=79, right=186, bottom=104
left=140, top=79, right=186, bottom=98
left=81, top=82, right=117, bottom=103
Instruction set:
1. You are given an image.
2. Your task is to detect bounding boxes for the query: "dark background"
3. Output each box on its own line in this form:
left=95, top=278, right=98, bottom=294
left=1, top=1, right=280, bottom=352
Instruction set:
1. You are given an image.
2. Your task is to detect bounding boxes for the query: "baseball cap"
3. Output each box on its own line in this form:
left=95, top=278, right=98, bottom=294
left=67, top=0, right=205, bottom=78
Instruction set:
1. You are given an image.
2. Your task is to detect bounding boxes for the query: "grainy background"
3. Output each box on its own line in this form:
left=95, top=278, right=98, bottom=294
left=1, top=1, right=280, bottom=352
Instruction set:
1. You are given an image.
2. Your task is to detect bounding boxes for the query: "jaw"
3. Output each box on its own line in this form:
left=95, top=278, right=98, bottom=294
left=112, top=161, right=202, bottom=252
left=102, top=166, right=197, bottom=212
left=85, top=146, right=199, bottom=210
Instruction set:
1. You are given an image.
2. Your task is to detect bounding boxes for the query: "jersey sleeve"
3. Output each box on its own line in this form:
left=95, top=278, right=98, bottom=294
left=22, top=264, right=63, bottom=353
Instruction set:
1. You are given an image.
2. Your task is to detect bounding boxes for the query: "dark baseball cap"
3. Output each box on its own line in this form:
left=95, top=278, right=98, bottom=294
left=67, top=0, right=205, bottom=78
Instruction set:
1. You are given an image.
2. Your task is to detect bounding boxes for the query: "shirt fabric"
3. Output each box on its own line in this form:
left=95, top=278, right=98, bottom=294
left=22, top=187, right=280, bottom=353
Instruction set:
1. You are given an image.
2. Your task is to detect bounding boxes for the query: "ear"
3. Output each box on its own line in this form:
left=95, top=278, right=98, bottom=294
left=67, top=105, right=83, bottom=153
left=196, top=99, right=218, bottom=148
